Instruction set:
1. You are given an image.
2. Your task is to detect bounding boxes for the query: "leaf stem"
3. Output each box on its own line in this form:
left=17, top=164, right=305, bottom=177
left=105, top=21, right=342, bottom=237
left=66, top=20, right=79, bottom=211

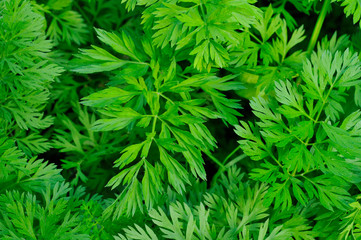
left=199, top=0, right=207, bottom=26
left=306, top=0, right=331, bottom=54
left=222, top=145, right=241, bottom=165
left=204, top=150, right=225, bottom=169
left=152, top=116, right=157, bottom=134
left=243, top=29, right=263, bottom=44
left=304, top=81, right=334, bottom=145
left=211, top=153, right=247, bottom=186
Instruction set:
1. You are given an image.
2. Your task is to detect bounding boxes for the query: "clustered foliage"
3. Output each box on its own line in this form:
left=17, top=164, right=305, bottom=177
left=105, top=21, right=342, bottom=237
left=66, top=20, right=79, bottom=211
left=2, top=0, right=361, bottom=239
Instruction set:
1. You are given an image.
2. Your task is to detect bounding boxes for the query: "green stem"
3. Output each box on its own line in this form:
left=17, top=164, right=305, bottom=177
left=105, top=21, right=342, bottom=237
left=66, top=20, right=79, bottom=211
left=244, top=29, right=263, bottom=44
left=204, top=150, right=225, bottom=169
left=306, top=0, right=331, bottom=54
left=222, top=145, right=241, bottom=165
left=304, top=81, right=335, bottom=145
left=211, top=154, right=247, bottom=187
left=152, top=116, right=157, bottom=134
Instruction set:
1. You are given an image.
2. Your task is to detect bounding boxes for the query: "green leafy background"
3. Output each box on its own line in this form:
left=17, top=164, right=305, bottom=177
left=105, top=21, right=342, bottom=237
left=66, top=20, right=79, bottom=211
left=2, top=0, right=361, bottom=239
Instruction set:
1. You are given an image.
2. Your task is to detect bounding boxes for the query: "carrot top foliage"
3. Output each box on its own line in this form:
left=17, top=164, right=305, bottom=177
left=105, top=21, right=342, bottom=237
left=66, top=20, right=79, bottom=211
left=2, top=0, right=361, bottom=239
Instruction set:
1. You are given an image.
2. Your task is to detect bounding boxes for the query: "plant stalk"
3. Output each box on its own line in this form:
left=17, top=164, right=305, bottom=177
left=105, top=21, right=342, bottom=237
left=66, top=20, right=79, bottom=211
left=222, top=145, right=241, bottom=165
left=204, top=151, right=225, bottom=170
left=211, top=154, right=247, bottom=187
left=306, top=0, right=331, bottom=54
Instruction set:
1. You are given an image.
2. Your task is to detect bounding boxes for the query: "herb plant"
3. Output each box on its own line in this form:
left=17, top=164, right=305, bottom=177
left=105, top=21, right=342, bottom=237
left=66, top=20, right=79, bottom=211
left=2, top=0, right=361, bottom=239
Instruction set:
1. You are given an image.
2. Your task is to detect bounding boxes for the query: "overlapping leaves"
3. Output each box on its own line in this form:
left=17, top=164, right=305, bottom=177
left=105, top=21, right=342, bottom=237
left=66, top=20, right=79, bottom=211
left=121, top=0, right=262, bottom=70
left=236, top=47, right=361, bottom=212
left=74, top=28, right=243, bottom=217
left=0, top=0, right=63, bottom=155
left=115, top=167, right=315, bottom=239
left=230, top=5, right=306, bottom=97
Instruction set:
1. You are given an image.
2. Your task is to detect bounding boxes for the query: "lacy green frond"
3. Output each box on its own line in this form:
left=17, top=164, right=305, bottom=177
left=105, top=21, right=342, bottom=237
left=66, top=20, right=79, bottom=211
left=236, top=47, right=361, bottom=212
left=117, top=167, right=316, bottom=239
left=73, top=28, right=244, bottom=218
left=336, top=0, right=361, bottom=27
left=118, top=0, right=262, bottom=70
left=33, top=0, right=89, bottom=45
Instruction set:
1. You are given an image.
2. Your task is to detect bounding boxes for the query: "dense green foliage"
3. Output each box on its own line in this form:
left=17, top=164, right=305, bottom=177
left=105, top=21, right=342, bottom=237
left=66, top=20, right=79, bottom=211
left=2, top=0, right=361, bottom=239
